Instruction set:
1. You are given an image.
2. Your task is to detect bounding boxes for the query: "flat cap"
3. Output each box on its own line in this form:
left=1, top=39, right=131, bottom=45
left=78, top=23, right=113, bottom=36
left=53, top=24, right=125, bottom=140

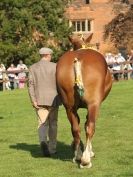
left=39, top=47, right=53, bottom=55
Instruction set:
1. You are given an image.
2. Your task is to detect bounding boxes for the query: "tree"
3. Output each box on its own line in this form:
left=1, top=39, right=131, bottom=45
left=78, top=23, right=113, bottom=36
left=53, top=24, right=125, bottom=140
left=104, top=1, right=133, bottom=52
left=0, top=0, right=71, bottom=66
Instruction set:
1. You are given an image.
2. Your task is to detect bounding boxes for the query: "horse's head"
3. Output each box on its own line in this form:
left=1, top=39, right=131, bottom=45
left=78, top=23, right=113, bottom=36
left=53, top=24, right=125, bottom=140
left=69, top=33, right=93, bottom=50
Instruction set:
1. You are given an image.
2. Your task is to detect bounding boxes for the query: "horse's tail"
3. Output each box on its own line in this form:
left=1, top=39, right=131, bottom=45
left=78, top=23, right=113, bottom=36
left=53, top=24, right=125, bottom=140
left=74, top=58, right=84, bottom=97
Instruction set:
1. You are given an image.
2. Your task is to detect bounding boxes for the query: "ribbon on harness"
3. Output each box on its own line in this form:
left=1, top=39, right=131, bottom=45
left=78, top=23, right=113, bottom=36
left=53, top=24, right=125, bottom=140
left=80, top=44, right=97, bottom=51
left=74, top=58, right=84, bottom=97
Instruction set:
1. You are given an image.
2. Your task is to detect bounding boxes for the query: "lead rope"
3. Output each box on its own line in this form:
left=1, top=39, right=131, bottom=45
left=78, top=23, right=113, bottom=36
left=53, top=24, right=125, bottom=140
left=74, top=58, right=84, bottom=97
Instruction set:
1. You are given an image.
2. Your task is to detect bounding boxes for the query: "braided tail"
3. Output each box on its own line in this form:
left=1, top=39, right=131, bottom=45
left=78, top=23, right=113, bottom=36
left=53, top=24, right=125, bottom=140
left=74, top=58, right=84, bottom=97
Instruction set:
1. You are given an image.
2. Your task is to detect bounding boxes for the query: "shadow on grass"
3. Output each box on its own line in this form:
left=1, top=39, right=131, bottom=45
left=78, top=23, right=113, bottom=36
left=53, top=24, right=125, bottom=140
left=0, top=116, right=4, bottom=119
left=9, top=141, right=73, bottom=161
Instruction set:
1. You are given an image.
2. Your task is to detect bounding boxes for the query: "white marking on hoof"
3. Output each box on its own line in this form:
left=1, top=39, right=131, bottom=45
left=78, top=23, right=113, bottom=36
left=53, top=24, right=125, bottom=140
left=80, top=162, right=92, bottom=169
left=90, top=151, right=95, bottom=158
left=81, top=150, right=91, bottom=164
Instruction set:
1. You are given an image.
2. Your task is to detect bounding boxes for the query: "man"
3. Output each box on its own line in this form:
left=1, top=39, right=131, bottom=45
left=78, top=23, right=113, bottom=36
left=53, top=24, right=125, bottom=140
left=28, top=47, right=61, bottom=157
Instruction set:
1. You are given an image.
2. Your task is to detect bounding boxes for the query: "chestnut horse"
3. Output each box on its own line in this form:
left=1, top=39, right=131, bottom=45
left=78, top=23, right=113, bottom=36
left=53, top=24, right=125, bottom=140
left=56, top=35, right=112, bottom=168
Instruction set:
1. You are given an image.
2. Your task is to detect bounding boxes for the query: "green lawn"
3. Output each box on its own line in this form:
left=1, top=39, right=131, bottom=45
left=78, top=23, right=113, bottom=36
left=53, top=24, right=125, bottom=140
left=0, top=80, right=133, bottom=177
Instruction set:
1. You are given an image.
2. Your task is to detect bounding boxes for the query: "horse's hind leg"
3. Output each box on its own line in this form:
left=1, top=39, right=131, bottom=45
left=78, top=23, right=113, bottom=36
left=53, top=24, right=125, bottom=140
left=80, top=101, right=100, bottom=168
left=65, top=108, right=83, bottom=162
left=84, top=114, right=95, bottom=158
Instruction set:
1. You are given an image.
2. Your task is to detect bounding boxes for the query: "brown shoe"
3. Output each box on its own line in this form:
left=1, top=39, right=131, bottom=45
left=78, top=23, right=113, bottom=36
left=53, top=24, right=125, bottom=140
left=40, top=142, right=51, bottom=157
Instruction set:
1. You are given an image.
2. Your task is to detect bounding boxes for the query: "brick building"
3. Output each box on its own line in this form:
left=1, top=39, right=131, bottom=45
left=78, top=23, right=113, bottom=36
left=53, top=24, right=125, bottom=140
left=65, top=0, right=130, bottom=53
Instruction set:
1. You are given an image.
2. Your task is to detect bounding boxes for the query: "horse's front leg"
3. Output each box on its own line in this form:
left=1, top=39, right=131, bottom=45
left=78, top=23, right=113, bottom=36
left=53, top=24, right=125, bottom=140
left=66, top=108, right=83, bottom=162
left=80, top=102, right=100, bottom=168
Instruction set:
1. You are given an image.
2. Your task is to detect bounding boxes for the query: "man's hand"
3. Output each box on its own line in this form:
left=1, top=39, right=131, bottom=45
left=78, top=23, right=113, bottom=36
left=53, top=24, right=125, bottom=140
left=32, top=101, right=40, bottom=109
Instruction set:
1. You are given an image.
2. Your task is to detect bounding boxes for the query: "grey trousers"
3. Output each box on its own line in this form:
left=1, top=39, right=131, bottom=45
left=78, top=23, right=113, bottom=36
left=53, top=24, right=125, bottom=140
left=36, top=106, right=58, bottom=154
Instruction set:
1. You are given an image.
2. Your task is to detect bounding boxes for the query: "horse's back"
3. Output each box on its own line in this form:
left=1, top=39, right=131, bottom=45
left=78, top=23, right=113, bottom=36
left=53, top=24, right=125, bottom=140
left=57, top=49, right=107, bottom=86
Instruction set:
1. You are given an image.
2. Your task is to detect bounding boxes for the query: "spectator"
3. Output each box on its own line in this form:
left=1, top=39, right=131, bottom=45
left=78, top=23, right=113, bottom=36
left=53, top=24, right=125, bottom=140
left=105, top=53, right=115, bottom=69
left=14, top=74, right=19, bottom=89
left=4, top=74, right=11, bottom=90
left=128, top=49, right=133, bottom=66
left=113, top=53, right=126, bottom=81
left=7, top=64, right=17, bottom=90
left=128, top=49, right=133, bottom=78
left=0, top=63, right=6, bottom=91
left=17, top=60, right=28, bottom=89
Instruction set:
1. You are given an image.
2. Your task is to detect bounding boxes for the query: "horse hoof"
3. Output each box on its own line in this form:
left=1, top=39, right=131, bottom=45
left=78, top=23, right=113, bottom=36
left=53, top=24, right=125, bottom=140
left=80, top=162, right=92, bottom=169
left=73, top=157, right=76, bottom=163
left=73, top=157, right=81, bottom=163
left=90, top=151, right=95, bottom=158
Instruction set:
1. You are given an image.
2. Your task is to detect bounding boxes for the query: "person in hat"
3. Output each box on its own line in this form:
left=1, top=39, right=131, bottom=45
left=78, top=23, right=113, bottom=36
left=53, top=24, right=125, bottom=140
left=28, top=47, right=61, bottom=157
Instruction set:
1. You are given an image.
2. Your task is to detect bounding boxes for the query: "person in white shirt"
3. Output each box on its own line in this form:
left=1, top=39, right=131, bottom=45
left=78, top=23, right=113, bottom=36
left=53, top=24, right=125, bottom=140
left=0, top=63, right=6, bottom=91
left=17, top=60, right=28, bottom=89
left=113, top=53, right=125, bottom=81
left=105, top=53, right=115, bottom=69
left=7, top=64, right=18, bottom=90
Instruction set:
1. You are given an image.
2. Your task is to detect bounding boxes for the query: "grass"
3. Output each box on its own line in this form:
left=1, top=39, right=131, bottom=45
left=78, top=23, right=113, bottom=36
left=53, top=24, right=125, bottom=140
left=0, top=80, right=133, bottom=177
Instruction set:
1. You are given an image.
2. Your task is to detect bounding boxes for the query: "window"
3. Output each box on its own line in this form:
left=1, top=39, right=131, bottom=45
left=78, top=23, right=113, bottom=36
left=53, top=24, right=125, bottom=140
left=70, top=20, right=92, bottom=32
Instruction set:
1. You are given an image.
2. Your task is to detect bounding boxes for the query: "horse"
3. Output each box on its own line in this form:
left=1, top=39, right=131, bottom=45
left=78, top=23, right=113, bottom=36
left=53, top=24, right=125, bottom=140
left=56, top=35, right=112, bottom=168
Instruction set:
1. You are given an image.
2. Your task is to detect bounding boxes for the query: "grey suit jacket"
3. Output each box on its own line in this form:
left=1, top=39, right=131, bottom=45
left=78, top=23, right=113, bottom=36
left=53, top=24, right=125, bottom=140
left=28, top=59, right=61, bottom=107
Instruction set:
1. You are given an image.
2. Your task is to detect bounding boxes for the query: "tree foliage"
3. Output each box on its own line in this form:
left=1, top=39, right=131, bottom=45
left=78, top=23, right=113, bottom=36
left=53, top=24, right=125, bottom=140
left=104, top=1, right=133, bottom=51
left=0, top=0, right=71, bottom=66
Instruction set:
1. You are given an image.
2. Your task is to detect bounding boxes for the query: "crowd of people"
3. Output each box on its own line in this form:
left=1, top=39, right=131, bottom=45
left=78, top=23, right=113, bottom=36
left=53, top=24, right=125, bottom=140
left=0, top=60, right=28, bottom=91
left=105, top=50, right=133, bottom=81
left=0, top=50, right=133, bottom=91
